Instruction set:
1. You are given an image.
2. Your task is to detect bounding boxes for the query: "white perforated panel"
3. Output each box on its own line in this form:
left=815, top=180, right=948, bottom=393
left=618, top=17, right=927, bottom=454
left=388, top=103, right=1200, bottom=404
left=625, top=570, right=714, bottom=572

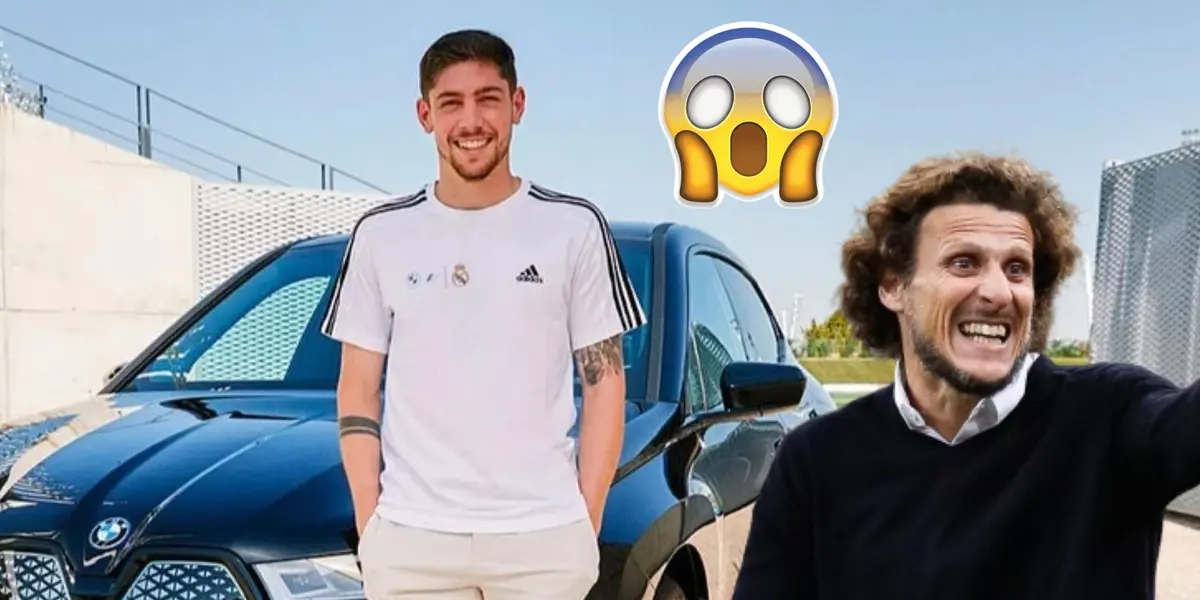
left=194, top=182, right=390, bottom=296
left=1091, top=144, right=1200, bottom=518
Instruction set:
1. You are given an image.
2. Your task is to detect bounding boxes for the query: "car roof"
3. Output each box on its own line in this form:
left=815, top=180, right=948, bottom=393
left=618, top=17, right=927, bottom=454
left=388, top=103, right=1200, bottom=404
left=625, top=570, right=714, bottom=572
left=290, top=220, right=664, bottom=250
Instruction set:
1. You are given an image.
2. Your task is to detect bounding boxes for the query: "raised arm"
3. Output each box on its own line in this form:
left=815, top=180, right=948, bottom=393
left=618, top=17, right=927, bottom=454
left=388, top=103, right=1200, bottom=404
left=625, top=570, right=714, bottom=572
left=569, top=212, right=646, bottom=535
left=322, top=219, right=392, bottom=536
left=1112, top=365, right=1200, bottom=509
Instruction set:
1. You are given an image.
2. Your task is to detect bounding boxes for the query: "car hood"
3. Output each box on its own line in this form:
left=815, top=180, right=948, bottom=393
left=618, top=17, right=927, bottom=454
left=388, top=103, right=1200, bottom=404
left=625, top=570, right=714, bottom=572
left=0, top=391, right=679, bottom=578
left=0, top=391, right=354, bottom=575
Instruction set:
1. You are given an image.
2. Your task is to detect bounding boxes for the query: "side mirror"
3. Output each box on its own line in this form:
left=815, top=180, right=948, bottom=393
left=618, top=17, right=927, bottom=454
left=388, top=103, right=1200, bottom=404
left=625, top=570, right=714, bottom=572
left=719, top=362, right=807, bottom=414
left=102, top=362, right=128, bottom=385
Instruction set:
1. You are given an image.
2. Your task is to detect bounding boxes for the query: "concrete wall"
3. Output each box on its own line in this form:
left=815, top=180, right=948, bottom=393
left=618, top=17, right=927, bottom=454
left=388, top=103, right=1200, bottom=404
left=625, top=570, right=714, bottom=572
left=0, top=104, right=197, bottom=420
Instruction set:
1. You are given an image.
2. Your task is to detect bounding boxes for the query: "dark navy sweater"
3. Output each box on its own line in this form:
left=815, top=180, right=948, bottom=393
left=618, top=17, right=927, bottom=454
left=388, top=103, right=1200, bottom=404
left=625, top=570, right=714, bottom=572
left=733, top=356, right=1200, bottom=599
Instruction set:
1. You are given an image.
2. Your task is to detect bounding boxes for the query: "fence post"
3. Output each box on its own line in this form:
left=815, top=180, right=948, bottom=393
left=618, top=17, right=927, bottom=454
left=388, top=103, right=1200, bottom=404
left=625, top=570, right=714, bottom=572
left=142, top=88, right=153, bottom=159
left=135, top=85, right=145, bottom=157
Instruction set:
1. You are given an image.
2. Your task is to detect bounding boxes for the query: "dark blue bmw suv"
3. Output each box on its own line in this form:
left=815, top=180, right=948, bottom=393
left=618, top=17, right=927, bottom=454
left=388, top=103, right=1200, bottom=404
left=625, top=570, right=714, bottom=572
left=0, top=221, right=836, bottom=600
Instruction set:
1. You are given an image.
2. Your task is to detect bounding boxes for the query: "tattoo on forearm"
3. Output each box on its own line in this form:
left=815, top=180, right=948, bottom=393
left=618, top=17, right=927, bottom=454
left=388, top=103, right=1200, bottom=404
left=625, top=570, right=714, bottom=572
left=575, top=334, right=623, bottom=386
left=339, top=416, right=381, bottom=439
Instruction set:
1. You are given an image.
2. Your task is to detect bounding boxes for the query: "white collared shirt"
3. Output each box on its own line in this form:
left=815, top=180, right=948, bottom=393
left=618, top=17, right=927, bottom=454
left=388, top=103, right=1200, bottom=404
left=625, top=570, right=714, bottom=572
left=893, top=354, right=1038, bottom=445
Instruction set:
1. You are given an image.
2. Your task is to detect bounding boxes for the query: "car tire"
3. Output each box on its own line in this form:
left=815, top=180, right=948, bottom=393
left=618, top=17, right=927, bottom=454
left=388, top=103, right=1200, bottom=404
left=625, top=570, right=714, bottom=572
left=653, top=574, right=689, bottom=600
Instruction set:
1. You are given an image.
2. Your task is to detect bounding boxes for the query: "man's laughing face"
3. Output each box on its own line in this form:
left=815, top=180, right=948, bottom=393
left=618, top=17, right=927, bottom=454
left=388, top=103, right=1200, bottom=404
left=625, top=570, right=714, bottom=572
left=882, top=202, right=1035, bottom=396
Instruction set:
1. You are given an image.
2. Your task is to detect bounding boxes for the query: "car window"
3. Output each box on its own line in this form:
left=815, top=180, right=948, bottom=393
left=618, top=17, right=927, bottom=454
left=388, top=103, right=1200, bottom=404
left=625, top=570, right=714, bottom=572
left=571, top=240, right=653, bottom=402
left=189, top=277, right=330, bottom=381
left=686, top=254, right=749, bottom=412
left=126, top=243, right=345, bottom=392
left=713, top=259, right=782, bottom=363
left=122, top=239, right=655, bottom=403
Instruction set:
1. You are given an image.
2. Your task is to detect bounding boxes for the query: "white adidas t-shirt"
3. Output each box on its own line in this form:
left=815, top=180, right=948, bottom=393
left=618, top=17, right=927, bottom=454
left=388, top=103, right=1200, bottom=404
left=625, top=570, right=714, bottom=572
left=322, top=179, right=646, bottom=534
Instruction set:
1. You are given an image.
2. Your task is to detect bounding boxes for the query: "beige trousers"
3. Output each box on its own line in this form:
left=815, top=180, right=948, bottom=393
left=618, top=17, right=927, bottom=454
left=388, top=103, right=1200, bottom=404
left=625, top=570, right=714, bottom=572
left=358, top=514, right=600, bottom=600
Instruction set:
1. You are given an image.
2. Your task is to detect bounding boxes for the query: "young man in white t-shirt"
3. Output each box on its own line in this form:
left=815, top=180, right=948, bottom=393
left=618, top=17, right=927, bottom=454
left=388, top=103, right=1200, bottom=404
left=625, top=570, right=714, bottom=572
left=323, top=29, right=646, bottom=599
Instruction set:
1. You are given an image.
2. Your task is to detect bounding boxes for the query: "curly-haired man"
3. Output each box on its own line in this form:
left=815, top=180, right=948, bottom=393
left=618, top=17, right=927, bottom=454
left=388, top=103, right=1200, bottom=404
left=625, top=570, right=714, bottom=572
left=733, top=153, right=1200, bottom=599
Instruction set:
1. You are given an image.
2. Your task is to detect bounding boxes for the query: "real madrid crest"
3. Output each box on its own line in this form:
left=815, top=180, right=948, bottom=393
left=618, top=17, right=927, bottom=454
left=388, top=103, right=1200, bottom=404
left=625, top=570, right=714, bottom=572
left=451, top=264, right=470, bottom=287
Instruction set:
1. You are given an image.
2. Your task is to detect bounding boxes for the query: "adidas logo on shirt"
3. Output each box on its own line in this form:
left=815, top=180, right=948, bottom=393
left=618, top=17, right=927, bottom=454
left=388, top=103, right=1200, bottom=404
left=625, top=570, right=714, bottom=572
left=516, top=264, right=543, bottom=284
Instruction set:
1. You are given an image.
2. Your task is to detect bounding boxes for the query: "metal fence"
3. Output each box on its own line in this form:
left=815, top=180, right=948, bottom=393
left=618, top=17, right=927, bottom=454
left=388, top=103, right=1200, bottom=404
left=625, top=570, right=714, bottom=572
left=0, top=25, right=389, bottom=194
left=1091, top=142, right=1200, bottom=518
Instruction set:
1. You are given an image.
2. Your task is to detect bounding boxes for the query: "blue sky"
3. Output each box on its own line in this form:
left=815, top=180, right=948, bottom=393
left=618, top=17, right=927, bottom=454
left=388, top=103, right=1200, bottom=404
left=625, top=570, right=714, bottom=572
left=4, top=0, right=1198, bottom=340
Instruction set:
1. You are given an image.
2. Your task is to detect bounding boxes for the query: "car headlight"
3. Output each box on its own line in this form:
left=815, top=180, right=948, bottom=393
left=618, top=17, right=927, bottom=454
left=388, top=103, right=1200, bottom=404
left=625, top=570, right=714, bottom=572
left=254, top=554, right=364, bottom=600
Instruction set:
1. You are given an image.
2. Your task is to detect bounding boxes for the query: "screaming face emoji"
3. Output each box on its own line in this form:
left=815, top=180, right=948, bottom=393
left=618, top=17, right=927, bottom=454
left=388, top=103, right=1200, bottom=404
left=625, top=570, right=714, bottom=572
left=659, top=22, right=839, bottom=208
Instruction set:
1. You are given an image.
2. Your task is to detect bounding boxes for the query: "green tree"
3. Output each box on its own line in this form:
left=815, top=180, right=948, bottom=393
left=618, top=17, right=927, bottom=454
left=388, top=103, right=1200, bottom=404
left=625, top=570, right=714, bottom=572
left=806, top=337, right=834, bottom=357
left=803, top=318, right=825, bottom=341
left=824, top=310, right=853, bottom=345
left=1046, top=338, right=1088, bottom=358
left=802, top=310, right=859, bottom=357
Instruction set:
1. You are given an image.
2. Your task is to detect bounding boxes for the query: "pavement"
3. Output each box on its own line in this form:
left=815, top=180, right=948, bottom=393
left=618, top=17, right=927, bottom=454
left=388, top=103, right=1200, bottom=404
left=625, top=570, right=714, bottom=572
left=1158, top=516, right=1200, bottom=600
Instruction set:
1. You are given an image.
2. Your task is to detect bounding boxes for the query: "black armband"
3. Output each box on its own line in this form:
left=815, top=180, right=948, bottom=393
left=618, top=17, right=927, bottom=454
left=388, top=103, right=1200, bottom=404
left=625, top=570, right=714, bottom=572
left=339, top=415, right=381, bottom=439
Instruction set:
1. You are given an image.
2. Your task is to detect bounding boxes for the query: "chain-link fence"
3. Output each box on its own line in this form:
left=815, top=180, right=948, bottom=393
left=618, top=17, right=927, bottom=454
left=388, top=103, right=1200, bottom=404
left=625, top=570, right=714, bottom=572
left=1091, top=142, right=1200, bottom=517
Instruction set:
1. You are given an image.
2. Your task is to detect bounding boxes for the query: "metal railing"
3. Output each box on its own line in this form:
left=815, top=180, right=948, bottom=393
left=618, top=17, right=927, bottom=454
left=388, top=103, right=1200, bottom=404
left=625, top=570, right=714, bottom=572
left=0, top=25, right=389, bottom=194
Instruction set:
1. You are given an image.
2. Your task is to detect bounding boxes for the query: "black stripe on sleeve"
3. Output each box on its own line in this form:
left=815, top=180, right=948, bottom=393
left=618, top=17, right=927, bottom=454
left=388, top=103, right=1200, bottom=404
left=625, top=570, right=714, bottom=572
left=528, top=184, right=645, bottom=331
left=321, top=190, right=428, bottom=336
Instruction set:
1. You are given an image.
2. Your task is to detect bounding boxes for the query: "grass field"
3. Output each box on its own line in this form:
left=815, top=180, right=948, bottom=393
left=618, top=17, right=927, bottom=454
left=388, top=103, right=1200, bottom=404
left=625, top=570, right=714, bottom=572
left=829, top=392, right=868, bottom=406
left=799, top=356, right=1090, bottom=385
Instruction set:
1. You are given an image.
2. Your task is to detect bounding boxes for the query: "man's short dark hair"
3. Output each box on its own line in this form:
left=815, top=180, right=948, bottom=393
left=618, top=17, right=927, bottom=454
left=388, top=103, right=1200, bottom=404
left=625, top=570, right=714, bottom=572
left=419, top=29, right=518, bottom=98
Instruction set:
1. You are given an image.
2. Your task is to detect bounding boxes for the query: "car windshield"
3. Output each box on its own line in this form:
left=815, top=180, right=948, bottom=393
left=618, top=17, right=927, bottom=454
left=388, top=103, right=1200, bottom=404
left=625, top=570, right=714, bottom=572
left=120, top=237, right=654, bottom=402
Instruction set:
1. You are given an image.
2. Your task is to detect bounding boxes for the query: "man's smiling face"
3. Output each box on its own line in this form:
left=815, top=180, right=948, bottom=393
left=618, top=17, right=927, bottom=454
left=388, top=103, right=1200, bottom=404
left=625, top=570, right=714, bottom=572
left=417, top=59, right=525, bottom=182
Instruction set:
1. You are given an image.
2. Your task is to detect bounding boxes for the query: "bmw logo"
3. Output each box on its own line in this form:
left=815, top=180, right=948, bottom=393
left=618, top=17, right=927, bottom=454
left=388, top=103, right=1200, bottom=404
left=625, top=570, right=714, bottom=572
left=88, top=517, right=131, bottom=551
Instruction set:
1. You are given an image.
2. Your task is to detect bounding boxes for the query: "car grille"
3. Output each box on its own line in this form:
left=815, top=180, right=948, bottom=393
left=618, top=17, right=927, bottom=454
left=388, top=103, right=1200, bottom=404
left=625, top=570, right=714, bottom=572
left=121, top=560, right=246, bottom=600
left=0, top=550, right=250, bottom=600
left=0, top=550, right=70, bottom=600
